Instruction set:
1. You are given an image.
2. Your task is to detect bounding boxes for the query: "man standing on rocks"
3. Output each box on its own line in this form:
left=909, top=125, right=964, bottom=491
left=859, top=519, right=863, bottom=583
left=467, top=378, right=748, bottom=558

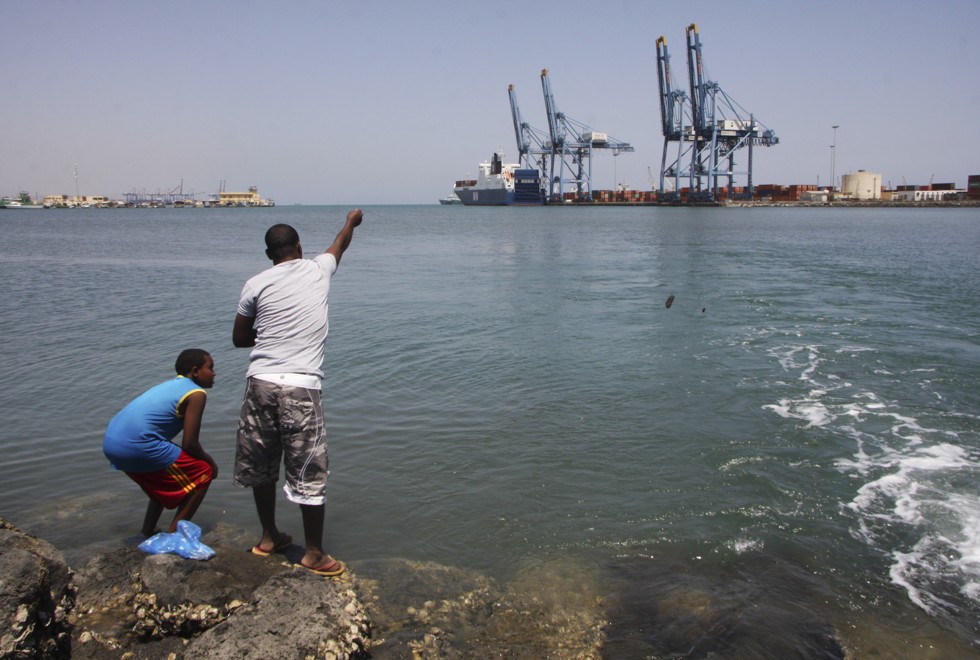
left=232, top=210, right=363, bottom=576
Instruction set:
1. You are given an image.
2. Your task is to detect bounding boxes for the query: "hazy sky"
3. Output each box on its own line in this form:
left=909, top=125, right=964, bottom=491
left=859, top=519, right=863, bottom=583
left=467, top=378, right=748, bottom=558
left=4, top=0, right=979, bottom=204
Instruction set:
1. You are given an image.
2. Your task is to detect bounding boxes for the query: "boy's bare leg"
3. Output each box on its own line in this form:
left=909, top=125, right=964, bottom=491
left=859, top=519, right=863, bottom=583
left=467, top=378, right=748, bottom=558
left=167, top=482, right=211, bottom=533
left=141, top=498, right=164, bottom=537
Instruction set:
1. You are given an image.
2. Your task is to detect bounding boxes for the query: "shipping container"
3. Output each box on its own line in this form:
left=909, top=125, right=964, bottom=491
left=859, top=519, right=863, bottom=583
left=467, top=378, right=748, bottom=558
left=968, top=175, right=980, bottom=199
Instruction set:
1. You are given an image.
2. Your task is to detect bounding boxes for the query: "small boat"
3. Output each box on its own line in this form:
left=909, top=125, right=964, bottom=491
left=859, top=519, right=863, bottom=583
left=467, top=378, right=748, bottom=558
left=439, top=191, right=462, bottom=205
left=2, top=192, right=44, bottom=209
left=1, top=199, right=44, bottom=210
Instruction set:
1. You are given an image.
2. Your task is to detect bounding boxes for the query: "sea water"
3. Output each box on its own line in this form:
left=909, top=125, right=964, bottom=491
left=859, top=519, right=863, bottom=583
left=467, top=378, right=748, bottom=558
left=1, top=204, right=979, bottom=655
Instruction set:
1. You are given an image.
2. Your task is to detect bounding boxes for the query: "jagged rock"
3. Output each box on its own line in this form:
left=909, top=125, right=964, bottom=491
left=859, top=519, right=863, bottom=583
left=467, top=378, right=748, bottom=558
left=185, top=570, right=370, bottom=658
left=0, top=517, right=76, bottom=658
left=63, top=531, right=371, bottom=659
left=355, top=557, right=606, bottom=659
left=132, top=546, right=284, bottom=639
left=68, top=546, right=145, bottom=654
left=355, top=559, right=497, bottom=657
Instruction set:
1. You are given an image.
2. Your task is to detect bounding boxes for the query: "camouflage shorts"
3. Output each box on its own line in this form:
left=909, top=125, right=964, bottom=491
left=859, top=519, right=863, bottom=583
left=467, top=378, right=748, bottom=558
left=234, top=377, right=329, bottom=505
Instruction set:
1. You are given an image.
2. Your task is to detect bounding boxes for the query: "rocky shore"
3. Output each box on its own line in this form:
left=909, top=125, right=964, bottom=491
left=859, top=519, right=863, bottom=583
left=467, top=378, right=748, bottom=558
left=0, top=517, right=611, bottom=659
left=21, top=511, right=980, bottom=658
left=1, top=517, right=370, bottom=659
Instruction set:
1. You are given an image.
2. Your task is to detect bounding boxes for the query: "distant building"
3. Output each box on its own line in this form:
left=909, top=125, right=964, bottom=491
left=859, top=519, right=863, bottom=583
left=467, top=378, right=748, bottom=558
left=218, top=186, right=274, bottom=207
left=42, top=194, right=110, bottom=207
left=43, top=194, right=69, bottom=207
left=800, top=190, right=829, bottom=203
left=840, top=170, right=881, bottom=200
left=70, top=195, right=110, bottom=207
left=891, top=188, right=963, bottom=202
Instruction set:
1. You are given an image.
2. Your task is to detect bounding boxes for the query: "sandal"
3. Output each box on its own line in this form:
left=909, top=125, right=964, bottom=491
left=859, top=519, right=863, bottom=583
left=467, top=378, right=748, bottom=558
left=250, top=533, right=292, bottom=557
left=300, top=556, right=345, bottom=577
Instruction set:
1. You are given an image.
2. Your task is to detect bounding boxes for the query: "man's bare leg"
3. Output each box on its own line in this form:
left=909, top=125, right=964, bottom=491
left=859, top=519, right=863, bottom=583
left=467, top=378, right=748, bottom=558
left=300, top=503, right=325, bottom=567
left=253, top=482, right=283, bottom=550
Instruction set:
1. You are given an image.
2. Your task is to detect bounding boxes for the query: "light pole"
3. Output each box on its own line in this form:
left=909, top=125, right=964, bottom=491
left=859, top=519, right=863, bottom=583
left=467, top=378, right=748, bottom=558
left=829, top=145, right=834, bottom=192
left=613, top=150, right=619, bottom=192
left=830, top=125, right=839, bottom=191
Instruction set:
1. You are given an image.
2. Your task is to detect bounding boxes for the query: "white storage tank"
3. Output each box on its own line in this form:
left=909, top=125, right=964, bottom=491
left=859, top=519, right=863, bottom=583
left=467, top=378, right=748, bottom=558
left=841, top=170, right=882, bottom=200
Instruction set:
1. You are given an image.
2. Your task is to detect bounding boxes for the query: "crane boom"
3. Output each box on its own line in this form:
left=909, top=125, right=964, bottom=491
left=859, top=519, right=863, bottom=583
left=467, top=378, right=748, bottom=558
left=507, top=82, right=553, bottom=186
left=508, top=84, right=528, bottom=164
left=540, top=69, right=563, bottom=150
left=686, top=23, right=708, bottom=135
left=656, top=37, right=673, bottom=138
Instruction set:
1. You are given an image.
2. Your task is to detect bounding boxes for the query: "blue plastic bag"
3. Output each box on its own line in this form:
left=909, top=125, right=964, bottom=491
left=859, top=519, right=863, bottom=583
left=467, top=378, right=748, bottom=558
left=138, top=520, right=215, bottom=560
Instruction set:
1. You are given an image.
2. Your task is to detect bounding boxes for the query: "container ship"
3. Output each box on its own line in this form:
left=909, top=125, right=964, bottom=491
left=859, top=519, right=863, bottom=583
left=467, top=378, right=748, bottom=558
left=454, top=152, right=544, bottom=206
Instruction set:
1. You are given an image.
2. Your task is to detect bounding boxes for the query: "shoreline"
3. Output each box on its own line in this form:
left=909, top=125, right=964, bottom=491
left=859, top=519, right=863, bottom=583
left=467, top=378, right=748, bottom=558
left=723, top=199, right=980, bottom=208
left=5, top=516, right=979, bottom=658
left=543, top=199, right=980, bottom=208
left=4, top=199, right=979, bottom=210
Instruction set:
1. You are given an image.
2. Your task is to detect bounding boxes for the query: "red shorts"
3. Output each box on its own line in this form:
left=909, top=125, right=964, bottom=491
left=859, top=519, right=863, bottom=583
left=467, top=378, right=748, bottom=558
left=126, top=451, right=214, bottom=509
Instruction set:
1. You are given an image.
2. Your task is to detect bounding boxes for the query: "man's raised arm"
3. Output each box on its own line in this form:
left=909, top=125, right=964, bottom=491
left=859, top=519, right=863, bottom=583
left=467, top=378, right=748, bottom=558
left=326, top=209, right=363, bottom=265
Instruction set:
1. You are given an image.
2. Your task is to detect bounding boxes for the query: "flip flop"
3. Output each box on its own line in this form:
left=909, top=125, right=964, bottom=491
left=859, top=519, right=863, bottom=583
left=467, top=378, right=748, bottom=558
left=250, top=533, right=292, bottom=557
left=300, top=556, right=346, bottom=577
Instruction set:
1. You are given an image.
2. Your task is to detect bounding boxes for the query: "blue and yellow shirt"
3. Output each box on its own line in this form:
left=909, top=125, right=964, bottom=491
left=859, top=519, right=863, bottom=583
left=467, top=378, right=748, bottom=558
left=103, top=376, right=205, bottom=472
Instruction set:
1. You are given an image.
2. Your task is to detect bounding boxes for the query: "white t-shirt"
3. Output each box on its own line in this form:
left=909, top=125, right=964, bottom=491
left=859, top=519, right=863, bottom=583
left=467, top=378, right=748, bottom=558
left=238, top=253, right=338, bottom=379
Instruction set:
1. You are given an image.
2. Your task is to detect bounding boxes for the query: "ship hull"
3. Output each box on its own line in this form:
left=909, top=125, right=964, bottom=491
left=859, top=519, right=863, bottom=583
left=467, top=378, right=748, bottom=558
left=455, top=174, right=545, bottom=206
left=455, top=187, right=515, bottom=206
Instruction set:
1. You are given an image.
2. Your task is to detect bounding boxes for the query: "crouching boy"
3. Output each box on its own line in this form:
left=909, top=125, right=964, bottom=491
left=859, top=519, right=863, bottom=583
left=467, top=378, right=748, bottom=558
left=103, top=348, right=218, bottom=536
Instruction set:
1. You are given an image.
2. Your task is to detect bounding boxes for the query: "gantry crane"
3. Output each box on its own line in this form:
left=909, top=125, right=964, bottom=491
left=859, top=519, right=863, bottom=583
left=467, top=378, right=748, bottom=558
left=656, top=24, right=778, bottom=202
left=656, top=35, right=689, bottom=199
left=537, top=69, right=634, bottom=202
left=508, top=83, right=552, bottom=196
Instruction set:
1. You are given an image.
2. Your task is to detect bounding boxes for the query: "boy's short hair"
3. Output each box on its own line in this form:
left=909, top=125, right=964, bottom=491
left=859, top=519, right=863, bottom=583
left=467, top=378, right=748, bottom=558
left=175, top=349, right=210, bottom=376
left=265, top=224, right=300, bottom=261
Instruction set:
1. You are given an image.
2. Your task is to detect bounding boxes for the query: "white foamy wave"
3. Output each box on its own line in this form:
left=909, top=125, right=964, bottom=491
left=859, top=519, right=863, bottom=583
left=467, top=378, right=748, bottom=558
left=763, top=344, right=858, bottom=428
left=948, top=494, right=980, bottom=601
left=837, top=345, right=877, bottom=354
left=890, top=525, right=980, bottom=617
left=719, top=456, right=765, bottom=472
left=764, top=342, right=980, bottom=619
left=723, top=537, right=764, bottom=554
left=846, top=444, right=974, bottom=519
left=769, top=344, right=821, bottom=376
left=845, top=443, right=980, bottom=613
left=890, top=545, right=945, bottom=614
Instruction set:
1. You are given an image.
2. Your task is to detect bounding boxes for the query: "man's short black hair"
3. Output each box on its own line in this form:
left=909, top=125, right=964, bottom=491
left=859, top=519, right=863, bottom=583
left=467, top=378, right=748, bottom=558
left=175, top=348, right=210, bottom=376
left=265, top=224, right=300, bottom=261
